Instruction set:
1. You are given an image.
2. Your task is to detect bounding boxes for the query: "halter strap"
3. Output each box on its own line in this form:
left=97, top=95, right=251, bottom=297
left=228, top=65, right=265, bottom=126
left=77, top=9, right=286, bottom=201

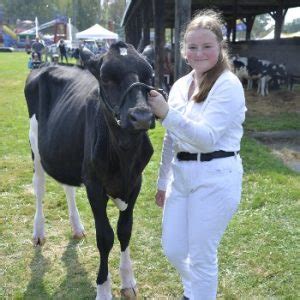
left=99, top=82, right=168, bottom=125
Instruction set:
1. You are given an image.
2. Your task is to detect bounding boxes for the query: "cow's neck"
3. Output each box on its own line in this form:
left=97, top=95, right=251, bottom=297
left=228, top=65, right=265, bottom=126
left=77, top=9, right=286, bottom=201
left=95, top=111, right=150, bottom=201
left=112, top=125, right=145, bottom=152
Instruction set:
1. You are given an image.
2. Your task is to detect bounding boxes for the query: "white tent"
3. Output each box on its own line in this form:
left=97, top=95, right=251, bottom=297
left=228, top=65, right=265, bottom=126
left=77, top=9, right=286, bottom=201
left=76, top=24, right=118, bottom=40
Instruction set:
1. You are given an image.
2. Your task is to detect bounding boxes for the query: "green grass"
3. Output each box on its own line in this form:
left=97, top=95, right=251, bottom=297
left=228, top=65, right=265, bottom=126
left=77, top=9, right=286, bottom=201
left=0, top=52, right=299, bottom=299
left=244, top=113, right=300, bottom=132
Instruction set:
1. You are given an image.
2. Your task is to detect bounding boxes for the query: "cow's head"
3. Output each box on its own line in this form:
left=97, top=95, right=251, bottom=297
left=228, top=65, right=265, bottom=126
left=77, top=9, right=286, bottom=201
left=80, top=41, right=155, bottom=131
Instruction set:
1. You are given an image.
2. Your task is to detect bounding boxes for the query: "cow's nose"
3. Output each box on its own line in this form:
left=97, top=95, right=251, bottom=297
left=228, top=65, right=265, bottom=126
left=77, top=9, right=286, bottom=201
left=128, top=108, right=153, bottom=130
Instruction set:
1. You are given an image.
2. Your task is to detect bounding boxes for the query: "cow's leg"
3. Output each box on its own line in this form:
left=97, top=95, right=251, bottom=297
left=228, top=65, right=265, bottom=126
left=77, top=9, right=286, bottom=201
left=265, top=79, right=269, bottom=96
left=117, top=183, right=140, bottom=299
left=246, top=78, right=251, bottom=90
left=261, top=76, right=266, bottom=96
left=257, top=78, right=261, bottom=95
left=85, top=180, right=114, bottom=300
left=260, top=77, right=268, bottom=96
left=118, top=211, right=136, bottom=298
left=62, top=185, right=85, bottom=239
left=247, top=78, right=253, bottom=90
left=29, top=115, right=46, bottom=246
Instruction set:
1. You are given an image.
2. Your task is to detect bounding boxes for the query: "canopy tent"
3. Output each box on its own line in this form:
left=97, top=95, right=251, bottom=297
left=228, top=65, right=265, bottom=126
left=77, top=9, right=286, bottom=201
left=76, top=24, right=118, bottom=40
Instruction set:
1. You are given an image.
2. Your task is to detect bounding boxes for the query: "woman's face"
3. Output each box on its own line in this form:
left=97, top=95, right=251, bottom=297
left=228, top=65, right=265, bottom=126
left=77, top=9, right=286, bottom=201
left=185, top=28, right=220, bottom=77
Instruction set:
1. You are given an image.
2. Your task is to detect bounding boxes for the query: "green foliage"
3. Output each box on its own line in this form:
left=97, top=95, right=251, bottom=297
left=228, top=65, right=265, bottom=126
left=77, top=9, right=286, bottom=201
left=98, top=0, right=126, bottom=38
left=0, top=52, right=299, bottom=299
left=251, top=14, right=274, bottom=39
left=76, top=0, right=101, bottom=31
left=283, top=18, right=300, bottom=33
left=1, top=0, right=102, bottom=31
left=1, top=0, right=64, bottom=24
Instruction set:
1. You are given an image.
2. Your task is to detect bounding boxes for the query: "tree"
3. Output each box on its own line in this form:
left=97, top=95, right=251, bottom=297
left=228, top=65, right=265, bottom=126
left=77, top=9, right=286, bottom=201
left=76, top=0, right=100, bottom=30
left=283, top=18, right=300, bottom=33
left=1, top=0, right=58, bottom=25
left=251, top=13, right=274, bottom=39
left=1, top=0, right=123, bottom=33
left=99, top=0, right=126, bottom=38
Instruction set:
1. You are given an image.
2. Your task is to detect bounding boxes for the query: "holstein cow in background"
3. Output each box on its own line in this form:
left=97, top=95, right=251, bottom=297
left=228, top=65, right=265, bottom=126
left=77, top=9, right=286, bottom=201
left=24, top=41, right=158, bottom=299
left=232, top=55, right=287, bottom=96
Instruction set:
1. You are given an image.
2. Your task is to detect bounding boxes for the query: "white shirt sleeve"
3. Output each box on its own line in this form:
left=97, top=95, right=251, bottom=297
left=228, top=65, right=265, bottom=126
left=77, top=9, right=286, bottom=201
left=162, top=74, right=245, bottom=152
left=157, top=130, right=173, bottom=191
left=156, top=76, right=187, bottom=191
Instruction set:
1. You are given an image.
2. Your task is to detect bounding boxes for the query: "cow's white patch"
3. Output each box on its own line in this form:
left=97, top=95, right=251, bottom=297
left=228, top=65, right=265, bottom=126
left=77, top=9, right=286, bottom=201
left=30, top=114, right=46, bottom=245
left=96, top=275, right=112, bottom=300
left=120, top=247, right=136, bottom=289
left=119, top=47, right=128, bottom=56
left=111, top=198, right=128, bottom=211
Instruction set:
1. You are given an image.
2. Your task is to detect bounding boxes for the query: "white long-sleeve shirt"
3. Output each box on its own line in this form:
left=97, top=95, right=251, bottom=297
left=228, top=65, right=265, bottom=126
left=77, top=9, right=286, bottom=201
left=157, top=70, right=247, bottom=191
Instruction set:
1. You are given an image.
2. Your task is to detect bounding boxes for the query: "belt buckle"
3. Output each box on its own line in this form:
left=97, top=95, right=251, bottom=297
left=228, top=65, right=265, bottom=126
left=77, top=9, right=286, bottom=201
left=197, top=153, right=201, bottom=162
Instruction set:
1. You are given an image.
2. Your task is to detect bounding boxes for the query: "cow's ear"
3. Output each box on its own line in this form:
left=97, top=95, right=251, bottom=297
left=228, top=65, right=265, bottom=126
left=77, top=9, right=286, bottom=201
left=79, top=46, right=94, bottom=65
left=86, top=55, right=103, bottom=80
left=79, top=46, right=103, bottom=80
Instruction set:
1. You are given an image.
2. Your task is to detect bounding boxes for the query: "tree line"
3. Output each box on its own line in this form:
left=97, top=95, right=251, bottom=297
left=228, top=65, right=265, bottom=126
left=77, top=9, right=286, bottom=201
left=1, top=0, right=125, bottom=32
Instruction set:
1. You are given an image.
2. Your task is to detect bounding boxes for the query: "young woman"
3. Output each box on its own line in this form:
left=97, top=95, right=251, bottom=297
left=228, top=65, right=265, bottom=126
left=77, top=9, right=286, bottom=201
left=148, top=9, right=247, bottom=300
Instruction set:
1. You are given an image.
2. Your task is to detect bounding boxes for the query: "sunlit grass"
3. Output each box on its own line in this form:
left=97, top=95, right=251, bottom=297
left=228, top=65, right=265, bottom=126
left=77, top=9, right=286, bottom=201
left=0, top=52, right=299, bottom=299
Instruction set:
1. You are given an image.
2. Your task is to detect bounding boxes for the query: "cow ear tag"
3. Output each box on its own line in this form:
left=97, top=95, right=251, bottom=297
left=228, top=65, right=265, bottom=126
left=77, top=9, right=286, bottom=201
left=120, top=48, right=128, bottom=56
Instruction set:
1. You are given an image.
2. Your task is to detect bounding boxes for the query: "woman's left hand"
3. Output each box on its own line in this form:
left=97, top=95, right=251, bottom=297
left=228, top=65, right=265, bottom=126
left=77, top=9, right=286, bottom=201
left=148, top=90, right=169, bottom=120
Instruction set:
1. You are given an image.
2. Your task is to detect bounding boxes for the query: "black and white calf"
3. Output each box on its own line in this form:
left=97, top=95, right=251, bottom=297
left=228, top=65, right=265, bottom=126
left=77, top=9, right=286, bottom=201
left=24, top=42, right=156, bottom=299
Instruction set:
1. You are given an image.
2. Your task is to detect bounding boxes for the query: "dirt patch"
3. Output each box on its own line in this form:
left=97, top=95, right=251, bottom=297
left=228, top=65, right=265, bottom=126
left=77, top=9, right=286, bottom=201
left=251, top=131, right=300, bottom=172
left=245, top=90, right=300, bottom=116
left=245, top=90, right=300, bottom=172
left=272, top=148, right=300, bottom=172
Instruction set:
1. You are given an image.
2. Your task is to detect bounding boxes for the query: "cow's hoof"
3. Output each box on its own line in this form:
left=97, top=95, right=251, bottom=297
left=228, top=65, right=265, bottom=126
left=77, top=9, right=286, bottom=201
left=120, top=286, right=138, bottom=299
left=33, top=237, right=46, bottom=246
left=73, top=231, right=85, bottom=240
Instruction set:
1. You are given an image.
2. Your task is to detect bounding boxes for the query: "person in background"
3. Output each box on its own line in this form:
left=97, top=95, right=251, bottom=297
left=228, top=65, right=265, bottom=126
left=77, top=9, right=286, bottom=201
left=148, top=9, right=246, bottom=300
left=97, top=41, right=108, bottom=55
left=58, top=39, right=68, bottom=63
left=51, top=54, right=59, bottom=64
left=71, top=47, right=80, bottom=65
left=27, top=55, right=33, bottom=69
left=28, top=52, right=41, bottom=69
left=47, top=43, right=59, bottom=62
left=31, top=37, right=44, bottom=61
left=25, top=36, right=31, bottom=54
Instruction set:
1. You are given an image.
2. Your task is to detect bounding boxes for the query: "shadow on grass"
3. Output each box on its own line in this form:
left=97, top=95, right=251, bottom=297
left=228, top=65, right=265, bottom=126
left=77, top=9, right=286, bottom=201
left=52, top=238, right=95, bottom=299
left=24, top=247, right=51, bottom=299
left=24, top=239, right=95, bottom=299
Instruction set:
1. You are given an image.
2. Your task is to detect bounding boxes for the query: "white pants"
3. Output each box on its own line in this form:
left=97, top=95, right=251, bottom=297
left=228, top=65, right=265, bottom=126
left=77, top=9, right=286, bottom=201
left=162, top=155, right=243, bottom=300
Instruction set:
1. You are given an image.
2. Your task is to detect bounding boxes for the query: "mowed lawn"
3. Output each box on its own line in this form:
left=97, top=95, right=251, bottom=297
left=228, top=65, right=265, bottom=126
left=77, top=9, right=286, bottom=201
left=0, top=52, right=299, bottom=299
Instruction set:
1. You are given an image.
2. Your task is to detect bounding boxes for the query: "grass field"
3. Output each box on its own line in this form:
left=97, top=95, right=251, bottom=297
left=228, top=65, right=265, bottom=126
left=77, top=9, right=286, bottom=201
left=0, top=52, right=299, bottom=299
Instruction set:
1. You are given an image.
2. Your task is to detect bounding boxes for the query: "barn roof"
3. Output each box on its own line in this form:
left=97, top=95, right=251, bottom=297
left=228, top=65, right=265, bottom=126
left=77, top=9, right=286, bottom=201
left=122, top=1, right=300, bottom=82
left=122, top=0, right=300, bottom=27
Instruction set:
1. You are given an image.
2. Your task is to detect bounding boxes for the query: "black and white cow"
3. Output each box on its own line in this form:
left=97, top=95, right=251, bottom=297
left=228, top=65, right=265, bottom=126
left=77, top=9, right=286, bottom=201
left=24, top=41, right=156, bottom=299
left=233, top=55, right=287, bottom=96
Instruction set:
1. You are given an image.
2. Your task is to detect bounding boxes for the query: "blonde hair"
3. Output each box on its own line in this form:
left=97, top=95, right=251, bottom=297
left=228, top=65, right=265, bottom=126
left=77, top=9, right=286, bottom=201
left=181, top=9, right=232, bottom=102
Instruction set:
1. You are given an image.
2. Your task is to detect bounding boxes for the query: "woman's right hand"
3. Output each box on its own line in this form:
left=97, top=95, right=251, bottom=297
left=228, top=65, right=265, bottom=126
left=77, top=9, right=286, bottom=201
left=155, top=190, right=166, bottom=208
